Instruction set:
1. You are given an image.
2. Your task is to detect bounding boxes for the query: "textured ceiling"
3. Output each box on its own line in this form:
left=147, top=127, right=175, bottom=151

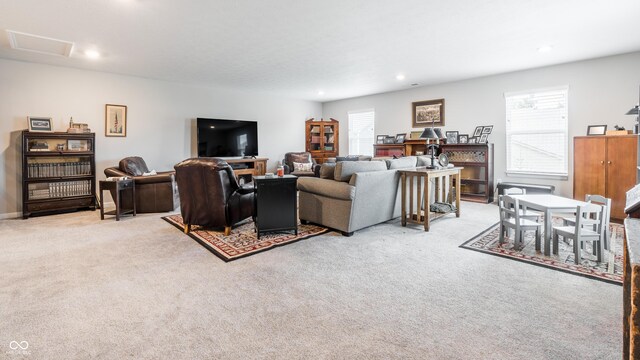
left=0, top=0, right=639, bottom=102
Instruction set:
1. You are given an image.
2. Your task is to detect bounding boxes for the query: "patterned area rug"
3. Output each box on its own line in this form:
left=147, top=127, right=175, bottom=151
left=163, top=215, right=330, bottom=262
left=460, top=219, right=624, bottom=285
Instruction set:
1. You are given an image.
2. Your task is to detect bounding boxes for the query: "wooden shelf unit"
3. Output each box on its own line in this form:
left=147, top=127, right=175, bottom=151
left=305, top=118, right=339, bottom=164
left=440, top=143, right=494, bottom=203
left=374, top=138, right=445, bottom=158
left=225, top=157, right=268, bottom=184
left=22, top=130, right=97, bottom=219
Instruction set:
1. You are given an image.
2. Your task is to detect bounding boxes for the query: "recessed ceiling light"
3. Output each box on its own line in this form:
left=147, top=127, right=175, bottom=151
left=537, top=45, right=553, bottom=53
left=318, top=90, right=325, bottom=96
left=396, top=74, right=405, bottom=80
left=85, top=49, right=100, bottom=59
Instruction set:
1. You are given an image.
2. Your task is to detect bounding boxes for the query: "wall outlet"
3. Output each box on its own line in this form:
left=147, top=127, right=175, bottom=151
left=497, top=178, right=502, bottom=184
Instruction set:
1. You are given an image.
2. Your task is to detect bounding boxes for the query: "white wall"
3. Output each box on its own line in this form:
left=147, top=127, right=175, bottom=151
left=0, top=59, right=321, bottom=217
left=323, top=52, right=640, bottom=198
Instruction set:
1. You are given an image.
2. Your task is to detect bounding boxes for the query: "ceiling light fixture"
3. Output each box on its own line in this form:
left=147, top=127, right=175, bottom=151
left=396, top=74, right=405, bottom=80
left=85, top=49, right=100, bottom=59
left=537, top=45, right=553, bottom=53
left=318, top=90, right=325, bottom=96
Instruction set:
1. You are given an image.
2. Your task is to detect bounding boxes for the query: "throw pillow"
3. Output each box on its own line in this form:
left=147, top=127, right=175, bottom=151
left=293, top=162, right=313, bottom=172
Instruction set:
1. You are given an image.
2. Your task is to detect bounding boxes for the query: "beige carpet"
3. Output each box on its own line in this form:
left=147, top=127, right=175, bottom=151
left=0, top=202, right=621, bottom=359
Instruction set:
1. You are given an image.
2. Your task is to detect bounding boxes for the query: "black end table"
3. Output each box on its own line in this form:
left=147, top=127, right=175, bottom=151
left=254, top=175, right=297, bottom=238
left=99, top=179, right=136, bottom=221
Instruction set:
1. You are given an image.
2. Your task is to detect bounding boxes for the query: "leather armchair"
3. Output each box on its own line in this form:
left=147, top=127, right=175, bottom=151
left=174, top=158, right=255, bottom=235
left=104, top=156, right=179, bottom=213
left=282, top=152, right=320, bottom=177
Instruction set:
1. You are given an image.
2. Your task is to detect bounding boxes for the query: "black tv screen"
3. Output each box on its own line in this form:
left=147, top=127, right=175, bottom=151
left=197, top=118, right=258, bottom=157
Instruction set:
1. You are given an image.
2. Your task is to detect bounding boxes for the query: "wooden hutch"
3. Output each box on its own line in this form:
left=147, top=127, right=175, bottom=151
left=305, top=118, right=339, bottom=164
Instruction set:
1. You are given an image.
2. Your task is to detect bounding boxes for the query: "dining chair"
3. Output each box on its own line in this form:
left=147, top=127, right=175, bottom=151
left=501, top=187, right=543, bottom=223
left=552, top=203, right=606, bottom=264
left=499, top=195, right=543, bottom=250
left=561, top=194, right=611, bottom=254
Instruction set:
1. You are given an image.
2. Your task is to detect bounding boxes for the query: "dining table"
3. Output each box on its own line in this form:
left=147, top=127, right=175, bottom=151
left=510, top=194, right=591, bottom=256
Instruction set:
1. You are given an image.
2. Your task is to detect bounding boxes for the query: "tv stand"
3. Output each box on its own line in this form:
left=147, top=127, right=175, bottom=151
left=225, top=157, right=268, bottom=181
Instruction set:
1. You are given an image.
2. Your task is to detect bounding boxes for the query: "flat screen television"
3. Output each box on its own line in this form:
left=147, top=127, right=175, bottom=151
left=197, top=118, right=258, bottom=158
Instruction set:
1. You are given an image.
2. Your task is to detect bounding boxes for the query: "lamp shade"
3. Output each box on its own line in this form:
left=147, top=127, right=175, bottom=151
left=433, top=128, right=445, bottom=139
left=420, top=128, right=438, bottom=139
left=626, top=105, right=639, bottom=115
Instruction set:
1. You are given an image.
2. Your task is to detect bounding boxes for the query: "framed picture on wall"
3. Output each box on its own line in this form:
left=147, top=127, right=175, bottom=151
left=412, top=99, right=445, bottom=127
left=105, top=104, right=127, bottom=137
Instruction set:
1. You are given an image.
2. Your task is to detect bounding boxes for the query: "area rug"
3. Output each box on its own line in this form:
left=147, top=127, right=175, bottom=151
left=163, top=214, right=331, bottom=261
left=460, top=219, right=624, bottom=285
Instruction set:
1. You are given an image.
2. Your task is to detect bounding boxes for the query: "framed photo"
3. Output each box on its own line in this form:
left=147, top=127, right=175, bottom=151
left=481, top=125, right=493, bottom=134
left=445, top=131, right=459, bottom=144
left=67, top=140, right=88, bottom=151
left=376, top=135, right=386, bottom=144
left=105, top=104, right=127, bottom=137
left=473, top=126, right=483, bottom=137
left=479, top=133, right=489, bottom=143
left=468, top=137, right=478, bottom=144
left=458, top=134, right=469, bottom=144
left=28, top=117, right=53, bottom=132
left=395, top=133, right=406, bottom=143
left=384, top=136, right=395, bottom=144
left=412, top=99, right=445, bottom=128
left=587, top=125, right=607, bottom=136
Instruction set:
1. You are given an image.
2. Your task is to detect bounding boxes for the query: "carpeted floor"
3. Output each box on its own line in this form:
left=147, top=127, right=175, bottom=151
left=0, top=202, right=621, bottom=359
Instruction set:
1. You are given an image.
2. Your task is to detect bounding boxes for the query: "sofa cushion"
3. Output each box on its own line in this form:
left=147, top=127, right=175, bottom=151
left=385, top=156, right=417, bottom=170
left=334, top=161, right=387, bottom=182
left=297, top=177, right=355, bottom=200
left=319, top=163, right=336, bottom=179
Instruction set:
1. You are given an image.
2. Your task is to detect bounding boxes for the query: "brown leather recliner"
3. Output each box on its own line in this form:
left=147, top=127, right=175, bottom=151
left=104, top=156, right=179, bottom=213
left=174, top=158, right=255, bottom=235
left=282, top=152, right=320, bottom=177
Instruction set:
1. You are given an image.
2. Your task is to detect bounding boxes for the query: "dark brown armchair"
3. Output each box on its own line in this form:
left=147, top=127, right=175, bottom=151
left=174, top=158, right=255, bottom=235
left=282, top=152, right=320, bottom=177
left=104, top=156, right=179, bottom=213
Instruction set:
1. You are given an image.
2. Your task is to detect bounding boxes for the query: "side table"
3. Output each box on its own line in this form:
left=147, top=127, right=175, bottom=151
left=253, top=175, right=297, bottom=238
left=99, top=179, right=136, bottom=221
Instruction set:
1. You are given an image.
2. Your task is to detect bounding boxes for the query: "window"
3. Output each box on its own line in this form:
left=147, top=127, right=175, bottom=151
left=505, top=86, right=568, bottom=177
left=348, top=109, right=375, bottom=156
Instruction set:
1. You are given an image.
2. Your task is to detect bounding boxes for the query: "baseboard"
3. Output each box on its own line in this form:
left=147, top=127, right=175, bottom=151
left=0, top=201, right=114, bottom=220
left=0, top=212, right=21, bottom=220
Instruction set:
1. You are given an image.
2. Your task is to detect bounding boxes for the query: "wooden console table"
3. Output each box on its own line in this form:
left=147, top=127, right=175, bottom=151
left=225, top=157, right=268, bottom=183
left=398, top=167, right=462, bottom=231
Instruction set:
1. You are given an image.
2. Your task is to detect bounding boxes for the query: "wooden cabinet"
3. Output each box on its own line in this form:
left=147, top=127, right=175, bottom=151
left=574, top=135, right=638, bottom=219
left=373, top=144, right=405, bottom=157
left=22, top=131, right=96, bottom=219
left=440, top=144, right=494, bottom=203
left=305, top=118, right=339, bottom=163
left=225, top=157, right=268, bottom=184
left=373, top=139, right=444, bottom=158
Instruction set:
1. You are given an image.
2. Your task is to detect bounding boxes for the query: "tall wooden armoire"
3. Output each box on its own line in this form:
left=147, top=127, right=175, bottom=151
left=573, top=134, right=638, bottom=220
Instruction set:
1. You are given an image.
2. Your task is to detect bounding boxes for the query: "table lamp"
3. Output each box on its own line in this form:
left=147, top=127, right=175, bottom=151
left=627, top=104, right=639, bottom=134
left=420, top=127, right=439, bottom=169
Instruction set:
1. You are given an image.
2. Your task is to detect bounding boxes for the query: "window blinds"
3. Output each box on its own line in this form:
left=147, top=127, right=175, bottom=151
left=348, top=109, right=375, bottom=156
left=505, top=87, right=568, bottom=176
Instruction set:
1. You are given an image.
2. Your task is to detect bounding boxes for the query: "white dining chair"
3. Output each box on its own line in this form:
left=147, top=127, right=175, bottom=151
left=561, top=194, right=611, bottom=254
left=499, top=195, right=543, bottom=250
left=552, top=203, right=606, bottom=264
left=502, top=187, right=543, bottom=223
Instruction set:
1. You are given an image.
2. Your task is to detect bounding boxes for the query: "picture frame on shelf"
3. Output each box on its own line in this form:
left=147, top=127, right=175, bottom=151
left=473, top=126, right=483, bottom=137
left=481, top=125, right=493, bottom=134
left=468, top=137, right=478, bottom=144
left=587, top=125, right=607, bottom=136
left=67, top=139, right=88, bottom=151
left=376, top=135, right=386, bottom=144
left=412, top=98, right=445, bottom=128
left=395, top=133, right=406, bottom=143
left=458, top=134, right=469, bottom=144
left=28, top=117, right=53, bottom=133
left=445, top=131, right=458, bottom=144
left=105, top=104, right=127, bottom=137
left=479, top=133, right=489, bottom=143
left=384, top=136, right=396, bottom=144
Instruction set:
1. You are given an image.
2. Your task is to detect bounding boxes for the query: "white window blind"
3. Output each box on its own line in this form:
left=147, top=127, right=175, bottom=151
left=505, top=87, right=568, bottom=177
left=348, top=109, right=375, bottom=156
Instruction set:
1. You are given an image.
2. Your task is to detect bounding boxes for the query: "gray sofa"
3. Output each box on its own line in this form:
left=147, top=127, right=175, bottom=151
left=297, top=156, right=424, bottom=236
